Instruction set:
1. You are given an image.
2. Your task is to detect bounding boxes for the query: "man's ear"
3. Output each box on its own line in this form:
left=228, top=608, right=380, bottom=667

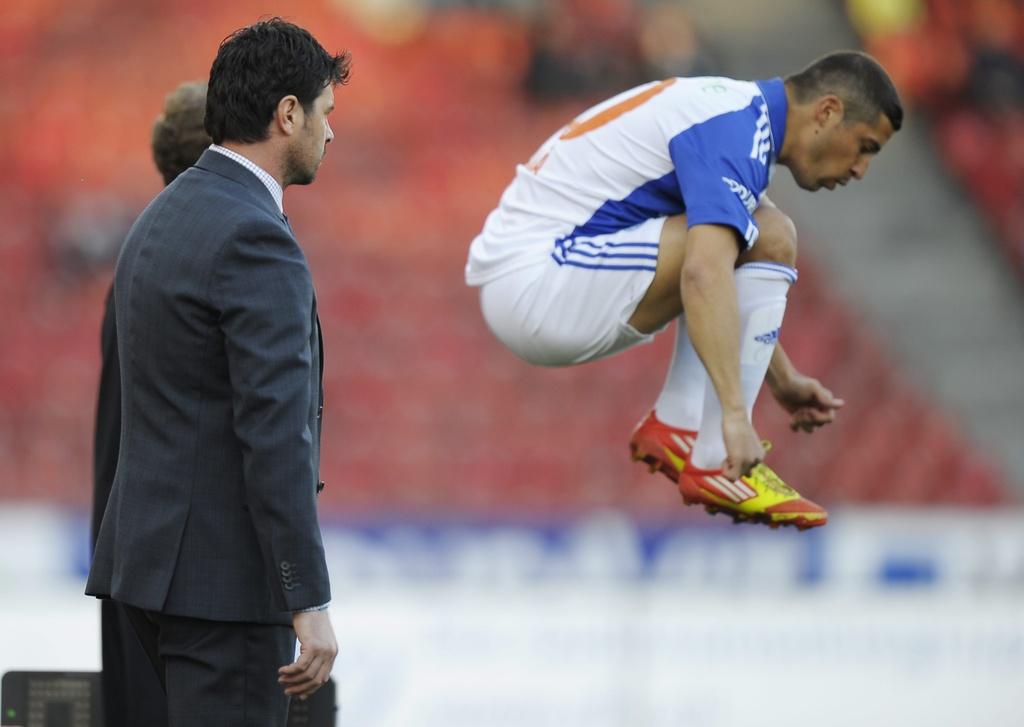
left=274, top=95, right=301, bottom=136
left=814, top=94, right=844, bottom=127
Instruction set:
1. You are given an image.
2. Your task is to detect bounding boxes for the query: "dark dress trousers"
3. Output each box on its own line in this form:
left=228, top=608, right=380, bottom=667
left=87, top=149, right=330, bottom=724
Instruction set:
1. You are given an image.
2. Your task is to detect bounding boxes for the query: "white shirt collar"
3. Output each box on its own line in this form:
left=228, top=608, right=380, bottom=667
left=208, top=144, right=284, bottom=213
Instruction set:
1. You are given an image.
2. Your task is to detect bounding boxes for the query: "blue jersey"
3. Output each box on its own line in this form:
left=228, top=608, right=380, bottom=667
left=466, top=76, right=788, bottom=285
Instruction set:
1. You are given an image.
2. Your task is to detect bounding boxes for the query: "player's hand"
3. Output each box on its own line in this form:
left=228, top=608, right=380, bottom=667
left=769, top=372, right=844, bottom=433
left=280, top=610, right=338, bottom=700
left=721, top=411, right=764, bottom=480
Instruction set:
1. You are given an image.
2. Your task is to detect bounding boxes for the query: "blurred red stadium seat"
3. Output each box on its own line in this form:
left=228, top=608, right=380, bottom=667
left=1, top=0, right=1012, bottom=517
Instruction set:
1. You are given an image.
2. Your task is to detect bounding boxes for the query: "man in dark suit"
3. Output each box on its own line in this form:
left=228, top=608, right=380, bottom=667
left=87, top=18, right=350, bottom=725
left=92, top=78, right=210, bottom=727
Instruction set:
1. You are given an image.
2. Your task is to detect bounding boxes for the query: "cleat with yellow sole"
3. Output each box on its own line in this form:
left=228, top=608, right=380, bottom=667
left=677, top=446, right=827, bottom=531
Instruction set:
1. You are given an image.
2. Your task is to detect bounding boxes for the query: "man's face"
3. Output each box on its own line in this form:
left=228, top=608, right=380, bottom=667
left=284, top=85, right=335, bottom=186
left=788, top=102, right=894, bottom=192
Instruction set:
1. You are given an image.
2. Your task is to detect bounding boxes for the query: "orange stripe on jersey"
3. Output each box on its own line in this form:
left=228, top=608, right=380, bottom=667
left=559, top=78, right=677, bottom=141
left=525, top=151, right=550, bottom=174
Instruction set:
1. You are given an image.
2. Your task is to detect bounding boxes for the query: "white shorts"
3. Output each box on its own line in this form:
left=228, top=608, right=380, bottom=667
left=478, top=217, right=666, bottom=366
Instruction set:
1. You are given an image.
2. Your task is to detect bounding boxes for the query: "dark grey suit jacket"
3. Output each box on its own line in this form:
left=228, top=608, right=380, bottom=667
left=87, top=149, right=330, bottom=625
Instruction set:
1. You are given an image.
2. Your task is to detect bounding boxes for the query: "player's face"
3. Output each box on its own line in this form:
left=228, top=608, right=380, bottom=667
left=285, top=85, right=335, bottom=186
left=792, top=109, right=894, bottom=192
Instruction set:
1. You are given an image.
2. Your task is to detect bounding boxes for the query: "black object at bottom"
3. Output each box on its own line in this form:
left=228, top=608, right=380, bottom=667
left=2, top=671, right=336, bottom=727
left=1, top=672, right=103, bottom=727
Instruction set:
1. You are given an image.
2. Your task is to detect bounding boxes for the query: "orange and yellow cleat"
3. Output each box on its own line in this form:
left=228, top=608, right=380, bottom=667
left=628, top=410, right=696, bottom=483
left=678, top=455, right=828, bottom=530
left=631, top=413, right=827, bottom=530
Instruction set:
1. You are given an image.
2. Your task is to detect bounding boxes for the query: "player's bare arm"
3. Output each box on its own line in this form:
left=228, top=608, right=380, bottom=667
left=681, top=223, right=765, bottom=479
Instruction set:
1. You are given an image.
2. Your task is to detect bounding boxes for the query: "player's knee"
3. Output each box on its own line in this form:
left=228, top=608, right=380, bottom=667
left=746, top=207, right=797, bottom=267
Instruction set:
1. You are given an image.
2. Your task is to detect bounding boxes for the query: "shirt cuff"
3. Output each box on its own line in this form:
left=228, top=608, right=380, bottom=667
left=296, top=602, right=330, bottom=613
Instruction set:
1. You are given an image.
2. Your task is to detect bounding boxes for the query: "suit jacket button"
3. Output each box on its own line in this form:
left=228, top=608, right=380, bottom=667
left=317, top=480, right=325, bottom=494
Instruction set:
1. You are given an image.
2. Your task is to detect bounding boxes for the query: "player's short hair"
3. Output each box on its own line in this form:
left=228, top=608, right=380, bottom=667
left=151, top=81, right=211, bottom=185
left=205, top=18, right=351, bottom=144
left=787, top=51, right=903, bottom=132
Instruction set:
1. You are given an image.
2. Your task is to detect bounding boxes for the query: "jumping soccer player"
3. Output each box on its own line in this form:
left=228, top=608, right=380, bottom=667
left=465, top=51, right=902, bottom=529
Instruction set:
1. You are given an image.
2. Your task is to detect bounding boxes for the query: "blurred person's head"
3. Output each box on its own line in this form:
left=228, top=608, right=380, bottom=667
left=639, top=3, right=703, bottom=78
left=965, top=0, right=1024, bottom=114
left=781, top=51, right=903, bottom=191
left=151, top=81, right=211, bottom=186
left=205, top=18, right=351, bottom=187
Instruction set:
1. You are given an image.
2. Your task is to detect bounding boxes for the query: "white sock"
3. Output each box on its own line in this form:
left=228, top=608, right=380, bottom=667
left=653, top=317, right=706, bottom=430
left=689, top=262, right=797, bottom=470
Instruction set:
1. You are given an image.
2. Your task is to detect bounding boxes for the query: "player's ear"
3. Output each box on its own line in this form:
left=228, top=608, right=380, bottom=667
left=275, top=95, right=301, bottom=136
left=815, top=95, right=844, bottom=128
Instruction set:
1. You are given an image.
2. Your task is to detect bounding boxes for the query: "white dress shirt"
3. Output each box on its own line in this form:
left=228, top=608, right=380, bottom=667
left=209, top=144, right=284, bottom=213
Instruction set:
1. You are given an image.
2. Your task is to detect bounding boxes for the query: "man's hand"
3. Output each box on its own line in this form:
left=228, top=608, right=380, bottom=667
left=722, top=410, right=765, bottom=480
left=279, top=610, right=338, bottom=700
left=766, top=345, right=844, bottom=433
left=769, top=370, right=844, bottom=432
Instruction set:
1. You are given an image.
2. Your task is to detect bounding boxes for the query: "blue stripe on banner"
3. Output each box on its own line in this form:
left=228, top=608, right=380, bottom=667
left=550, top=252, right=657, bottom=271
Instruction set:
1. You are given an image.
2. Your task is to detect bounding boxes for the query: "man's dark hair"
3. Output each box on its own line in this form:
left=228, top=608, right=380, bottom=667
left=152, top=81, right=211, bottom=185
left=205, top=18, right=351, bottom=144
left=787, top=51, right=903, bottom=132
